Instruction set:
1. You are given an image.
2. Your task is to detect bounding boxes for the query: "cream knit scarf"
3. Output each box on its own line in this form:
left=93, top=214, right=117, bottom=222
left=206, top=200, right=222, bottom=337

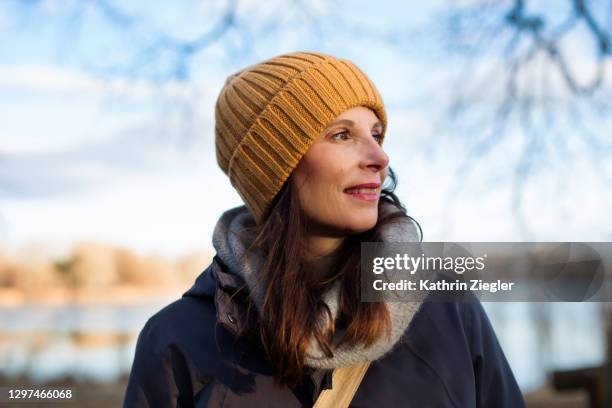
left=212, top=202, right=423, bottom=370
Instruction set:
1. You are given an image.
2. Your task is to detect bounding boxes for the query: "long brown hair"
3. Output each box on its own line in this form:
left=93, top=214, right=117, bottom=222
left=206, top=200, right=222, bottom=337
left=237, top=167, right=421, bottom=388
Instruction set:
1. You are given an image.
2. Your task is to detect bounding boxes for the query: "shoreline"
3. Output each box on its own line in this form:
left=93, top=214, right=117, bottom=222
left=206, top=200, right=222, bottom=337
left=0, top=284, right=192, bottom=308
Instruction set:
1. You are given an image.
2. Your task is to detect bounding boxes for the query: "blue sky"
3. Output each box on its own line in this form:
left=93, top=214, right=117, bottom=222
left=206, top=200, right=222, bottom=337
left=1, top=0, right=611, bottom=258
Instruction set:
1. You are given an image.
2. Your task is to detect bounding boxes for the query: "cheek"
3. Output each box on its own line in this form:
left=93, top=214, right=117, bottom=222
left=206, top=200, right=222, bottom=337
left=297, top=164, right=346, bottom=216
left=300, top=152, right=346, bottom=194
left=303, top=169, right=343, bottom=208
left=315, top=163, right=347, bottom=201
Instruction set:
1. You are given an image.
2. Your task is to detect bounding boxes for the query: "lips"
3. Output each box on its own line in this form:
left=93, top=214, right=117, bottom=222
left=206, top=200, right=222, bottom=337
left=343, top=182, right=381, bottom=201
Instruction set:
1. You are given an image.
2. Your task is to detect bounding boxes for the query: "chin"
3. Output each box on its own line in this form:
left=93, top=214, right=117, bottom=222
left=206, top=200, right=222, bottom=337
left=344, top=211, right=378, bottom=233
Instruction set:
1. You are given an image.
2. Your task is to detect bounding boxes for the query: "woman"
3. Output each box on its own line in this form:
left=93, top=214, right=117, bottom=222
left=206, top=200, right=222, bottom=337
left=123, top=51, right=525, bottom=407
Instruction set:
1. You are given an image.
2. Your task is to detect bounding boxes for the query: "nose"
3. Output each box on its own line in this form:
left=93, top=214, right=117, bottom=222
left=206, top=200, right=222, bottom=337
left=360, top=131, right=389, bottom=173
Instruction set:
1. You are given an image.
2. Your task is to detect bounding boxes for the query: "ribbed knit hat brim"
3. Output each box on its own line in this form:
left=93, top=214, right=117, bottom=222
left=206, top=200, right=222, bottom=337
left=215, top=51, right=387, bottom=223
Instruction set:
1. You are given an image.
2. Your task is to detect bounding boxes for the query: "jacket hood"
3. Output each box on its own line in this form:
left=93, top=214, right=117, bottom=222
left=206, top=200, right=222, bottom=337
left=187, top=201, right=423, bottom=370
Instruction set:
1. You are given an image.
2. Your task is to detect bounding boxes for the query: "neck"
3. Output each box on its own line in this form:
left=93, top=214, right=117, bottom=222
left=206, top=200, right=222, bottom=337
left=305, top=234, right=344, bottom=261
left=304, top=235, right=344, bottom=283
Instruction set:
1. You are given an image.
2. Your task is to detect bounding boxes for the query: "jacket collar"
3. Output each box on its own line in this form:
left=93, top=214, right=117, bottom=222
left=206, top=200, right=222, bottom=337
left=182, top=256, right=334, bottom=394
left=183, top=256, right=251, bottom=337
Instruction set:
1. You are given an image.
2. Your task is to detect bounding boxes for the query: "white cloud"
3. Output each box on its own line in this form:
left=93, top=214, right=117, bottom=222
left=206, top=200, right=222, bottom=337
left=1, top=162, right=241, bottom=258
left=0, top=65, right=201, bottom=100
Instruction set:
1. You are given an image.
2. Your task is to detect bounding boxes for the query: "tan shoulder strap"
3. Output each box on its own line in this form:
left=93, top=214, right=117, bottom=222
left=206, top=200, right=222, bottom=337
left=313, top=361, right=371, bottom=408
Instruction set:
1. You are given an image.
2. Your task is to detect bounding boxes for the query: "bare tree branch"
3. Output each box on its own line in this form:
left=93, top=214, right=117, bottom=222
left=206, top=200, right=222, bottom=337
left=439, top=0, right=612, bottom=234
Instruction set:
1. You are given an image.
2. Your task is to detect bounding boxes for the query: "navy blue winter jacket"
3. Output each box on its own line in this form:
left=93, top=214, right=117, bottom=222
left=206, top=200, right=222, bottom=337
left=123, top=256, right=526, bottom=407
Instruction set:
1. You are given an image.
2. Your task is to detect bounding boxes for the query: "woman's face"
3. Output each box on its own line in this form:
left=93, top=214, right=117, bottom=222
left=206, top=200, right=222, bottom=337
left=292, top=106, right=389, bottom=236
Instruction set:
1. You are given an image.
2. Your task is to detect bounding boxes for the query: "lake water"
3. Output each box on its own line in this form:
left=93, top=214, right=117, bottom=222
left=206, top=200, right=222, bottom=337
left=0, top=301, right=606, bottom=392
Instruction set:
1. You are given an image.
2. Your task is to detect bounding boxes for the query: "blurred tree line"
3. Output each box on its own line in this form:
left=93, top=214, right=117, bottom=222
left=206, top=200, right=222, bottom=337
left=0, top=242, right=211, bottom=296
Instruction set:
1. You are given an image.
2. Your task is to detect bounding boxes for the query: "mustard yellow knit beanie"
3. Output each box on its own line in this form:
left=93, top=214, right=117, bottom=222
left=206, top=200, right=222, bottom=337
left=214, top=51, right=387, bottom=223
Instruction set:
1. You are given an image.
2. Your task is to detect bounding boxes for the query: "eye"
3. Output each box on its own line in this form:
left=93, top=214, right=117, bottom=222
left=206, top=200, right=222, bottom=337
left=372, top=133, right=383, bottom=143
left=331, top=131, right=350, bottom=141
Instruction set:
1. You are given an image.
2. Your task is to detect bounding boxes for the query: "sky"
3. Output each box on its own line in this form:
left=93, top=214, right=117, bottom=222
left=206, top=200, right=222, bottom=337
left=1, top=0, right=611, bottom=259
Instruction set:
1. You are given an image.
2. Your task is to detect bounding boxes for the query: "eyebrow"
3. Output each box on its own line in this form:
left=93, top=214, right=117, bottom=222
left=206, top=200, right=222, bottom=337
left=326, top=119, right=384, bottom=129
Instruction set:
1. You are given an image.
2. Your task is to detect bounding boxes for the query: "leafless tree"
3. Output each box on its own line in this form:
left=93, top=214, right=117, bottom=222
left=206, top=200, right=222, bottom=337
left=437, top=0, right=612, bottom=234
left=5, top=0, right=612, bottom=230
